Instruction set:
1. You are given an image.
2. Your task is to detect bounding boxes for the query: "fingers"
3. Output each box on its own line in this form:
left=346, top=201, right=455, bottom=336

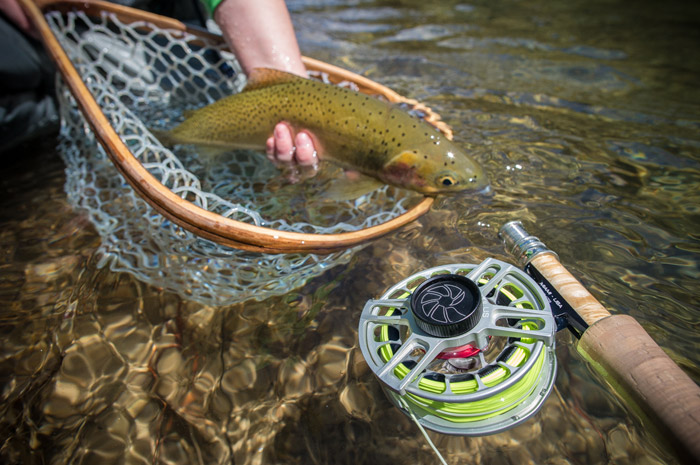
left=265, top=136, right=275, bottom=161
left=294, top=131, right=317, bottom=166
left=266, top=123, right=318, bottom=167
left=272, top=123, right=295, bottom=162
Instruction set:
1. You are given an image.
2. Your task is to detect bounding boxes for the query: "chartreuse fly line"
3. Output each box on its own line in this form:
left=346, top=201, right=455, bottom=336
left=378, top=278, right=545, bottom=423
left=398, top=396, right=450, bottom=465
left=404, top=345, right=545, bottom=422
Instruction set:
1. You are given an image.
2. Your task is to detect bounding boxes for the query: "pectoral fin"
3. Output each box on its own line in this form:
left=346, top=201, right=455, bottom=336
left=198, top=146, right=230, bottom=159
left=323, top=172, right=384, bottom=201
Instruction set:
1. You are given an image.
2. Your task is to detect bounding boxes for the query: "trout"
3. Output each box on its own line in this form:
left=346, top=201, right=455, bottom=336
left=160, top=68, right=487, bottom=195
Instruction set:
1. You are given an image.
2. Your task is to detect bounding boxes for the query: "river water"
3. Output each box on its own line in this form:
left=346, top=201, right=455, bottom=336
left=1, top=0, right=699, bottom=464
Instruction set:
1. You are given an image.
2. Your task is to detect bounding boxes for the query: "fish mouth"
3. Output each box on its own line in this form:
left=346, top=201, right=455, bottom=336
left=440, top=182, right=491, bottom=198
left=471, top=183, right=491, bottom=195
left=465, top=175, right=490, bottom=193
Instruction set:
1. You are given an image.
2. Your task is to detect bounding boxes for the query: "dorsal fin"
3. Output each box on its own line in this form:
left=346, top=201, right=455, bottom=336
left=244, top=68, right=301, bottom=91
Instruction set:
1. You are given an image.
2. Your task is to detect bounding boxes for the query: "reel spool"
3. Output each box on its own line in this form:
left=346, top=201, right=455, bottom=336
left=358, top=258, right=557, bottom=436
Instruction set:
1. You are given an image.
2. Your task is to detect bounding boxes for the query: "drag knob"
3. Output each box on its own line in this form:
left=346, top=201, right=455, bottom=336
left=410, top=275, right=482, bottom=338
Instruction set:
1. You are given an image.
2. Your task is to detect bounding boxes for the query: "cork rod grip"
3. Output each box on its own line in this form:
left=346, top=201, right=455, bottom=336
left=530, top=253, right=700, bottom=462
left=578, top=315, right=700, bottom=462
left=530, top=253, right=611, bottom=325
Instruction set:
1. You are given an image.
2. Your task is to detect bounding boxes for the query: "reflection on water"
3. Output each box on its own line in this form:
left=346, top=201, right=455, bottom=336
left=1, top=0, right=698, bottom=463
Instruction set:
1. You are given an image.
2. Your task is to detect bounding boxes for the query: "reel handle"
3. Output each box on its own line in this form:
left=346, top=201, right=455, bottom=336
left=500, top=221, right=700, bottom=463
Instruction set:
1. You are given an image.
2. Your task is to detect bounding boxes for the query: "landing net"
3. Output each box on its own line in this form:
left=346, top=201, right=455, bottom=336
left=47, top=8, right=420, bottom=305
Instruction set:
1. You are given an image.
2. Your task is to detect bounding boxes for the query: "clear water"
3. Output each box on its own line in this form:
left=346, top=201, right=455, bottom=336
left=1, top=0, right=699, bottom=463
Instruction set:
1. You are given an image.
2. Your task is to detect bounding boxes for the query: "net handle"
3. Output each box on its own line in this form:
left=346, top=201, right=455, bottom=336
left=19, top=0, right=436, bottom=254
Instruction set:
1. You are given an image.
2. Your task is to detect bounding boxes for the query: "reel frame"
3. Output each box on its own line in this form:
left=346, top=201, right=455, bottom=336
left=358, top=258, right=558, bottom=435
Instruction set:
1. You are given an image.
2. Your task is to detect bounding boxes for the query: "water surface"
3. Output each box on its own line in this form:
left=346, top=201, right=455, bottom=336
left=1, top=0, right=699, bottom=463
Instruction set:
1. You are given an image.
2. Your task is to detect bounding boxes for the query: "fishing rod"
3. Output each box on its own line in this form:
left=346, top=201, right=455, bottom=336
left=499, top=221, right=700, bottom=462
left=358, top=221, right=700, bottom=463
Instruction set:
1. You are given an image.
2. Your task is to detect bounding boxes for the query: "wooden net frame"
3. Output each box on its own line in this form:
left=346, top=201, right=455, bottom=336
left=19, top=0, right=445, bottom=254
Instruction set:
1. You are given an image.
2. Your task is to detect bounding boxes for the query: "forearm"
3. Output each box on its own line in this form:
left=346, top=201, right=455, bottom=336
left=202, top=0, right=316, bottom=167
left=0, top=0, right=35, bottom=37
left=211, top=0, right=306, bottom=77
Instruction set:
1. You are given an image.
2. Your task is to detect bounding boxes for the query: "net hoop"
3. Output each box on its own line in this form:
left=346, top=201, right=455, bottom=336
left=19, top=0, right=446, bottom=254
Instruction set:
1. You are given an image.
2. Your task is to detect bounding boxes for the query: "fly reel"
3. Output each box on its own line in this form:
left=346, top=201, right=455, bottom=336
left=358, top=258, right=557, bottom=436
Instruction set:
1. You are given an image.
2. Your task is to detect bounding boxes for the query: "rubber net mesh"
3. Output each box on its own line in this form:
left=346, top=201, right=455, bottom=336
left=47, top=10, right=417, bottom=306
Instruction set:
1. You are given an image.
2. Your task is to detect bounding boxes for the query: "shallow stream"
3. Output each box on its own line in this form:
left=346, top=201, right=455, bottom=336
left=1, top=0, right=699, bottom=463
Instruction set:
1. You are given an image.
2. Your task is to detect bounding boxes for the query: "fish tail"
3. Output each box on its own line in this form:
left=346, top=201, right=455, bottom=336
left=148, top=127, right=177, bottom=147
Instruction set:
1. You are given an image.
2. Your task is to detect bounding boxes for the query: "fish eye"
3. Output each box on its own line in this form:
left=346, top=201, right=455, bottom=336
left=438, top=175, right=457, bottom=187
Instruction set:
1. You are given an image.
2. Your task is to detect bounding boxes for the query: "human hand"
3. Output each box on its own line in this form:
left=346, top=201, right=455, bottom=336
left=266, top=122, right=319, bottom=182
left=212, top=0, right=319, bottom=181
left=0, top=0, right=37, bottom=38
